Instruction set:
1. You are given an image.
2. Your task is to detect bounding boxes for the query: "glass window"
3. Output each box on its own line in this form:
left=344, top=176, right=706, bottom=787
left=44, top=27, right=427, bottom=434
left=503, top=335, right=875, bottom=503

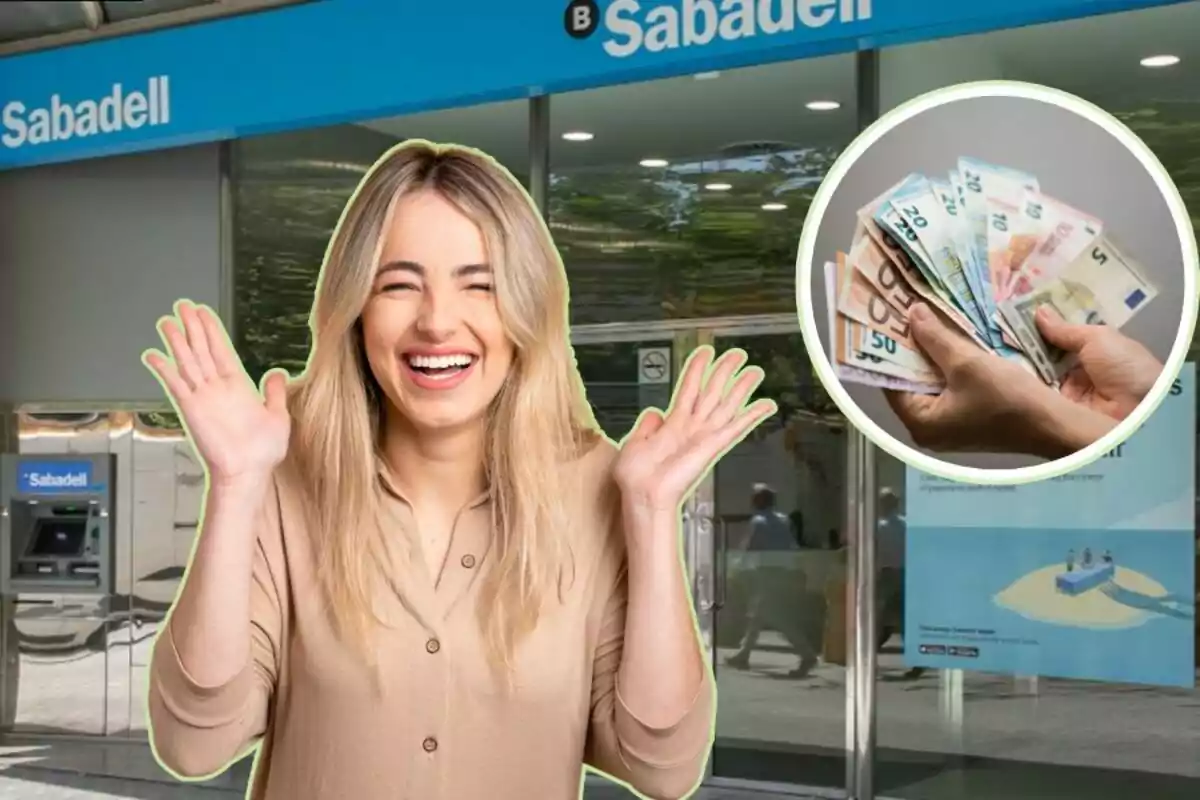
left=549, top=56, right=857, bottom=325
left=101, top=0, right=217, bottom=23
left=231, top=101, right=529, bottom=383
left=552, top=54, right=858, bottom=796
left=876, top=5, right=1200, bottom=799
left=0, top=2, right=94, bottom=43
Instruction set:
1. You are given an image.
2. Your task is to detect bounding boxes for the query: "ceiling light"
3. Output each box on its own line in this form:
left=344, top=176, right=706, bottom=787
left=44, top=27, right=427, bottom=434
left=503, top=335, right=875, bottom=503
left=561, top=131, right=594, bottom=142
left=762, top=202, right=788, bottom=211
left=694, top=71, right=721, bottom=80
left=640, top=158, right=669, bottom=168
left=1140, top=54, right=1180, bottom=68
left=806, top=100, right=841, bottom=111
left=705, top=182, right=732, bottom=191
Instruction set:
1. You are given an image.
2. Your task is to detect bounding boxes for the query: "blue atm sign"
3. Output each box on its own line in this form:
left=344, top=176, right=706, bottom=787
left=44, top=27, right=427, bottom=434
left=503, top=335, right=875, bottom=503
left=16, top=460, right=98, bottom=494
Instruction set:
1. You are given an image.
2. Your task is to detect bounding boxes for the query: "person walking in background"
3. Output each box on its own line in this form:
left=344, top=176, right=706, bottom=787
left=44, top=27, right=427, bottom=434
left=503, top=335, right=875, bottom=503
left=876, top=488, right=924, bottom=680
left=725, top=484, right=818, bottom=678
left=788, top=508, right=807, bottom=548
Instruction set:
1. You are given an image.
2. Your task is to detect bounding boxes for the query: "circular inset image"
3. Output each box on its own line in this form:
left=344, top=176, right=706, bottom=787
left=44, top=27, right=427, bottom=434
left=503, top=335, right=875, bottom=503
left=795, top=81, right=1198, bottom=485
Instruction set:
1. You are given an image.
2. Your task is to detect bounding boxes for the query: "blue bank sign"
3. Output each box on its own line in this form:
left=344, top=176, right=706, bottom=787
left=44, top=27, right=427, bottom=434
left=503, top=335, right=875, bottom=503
left=0, top=0, right=1186, bottom=169
left=16, top=460, right=101, bottom=495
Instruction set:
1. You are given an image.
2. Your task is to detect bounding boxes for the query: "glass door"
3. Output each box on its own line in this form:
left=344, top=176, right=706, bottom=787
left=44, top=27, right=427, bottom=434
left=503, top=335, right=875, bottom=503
left=701, top=321, right=853, bottom=794
left=572, top=334, right=675, bottom=444
left=572, top=318, right=856, bottom=797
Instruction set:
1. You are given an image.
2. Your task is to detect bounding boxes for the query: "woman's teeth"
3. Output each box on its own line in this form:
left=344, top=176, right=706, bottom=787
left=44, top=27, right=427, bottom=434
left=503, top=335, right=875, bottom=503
left=406, top=353, right=474, bottom=375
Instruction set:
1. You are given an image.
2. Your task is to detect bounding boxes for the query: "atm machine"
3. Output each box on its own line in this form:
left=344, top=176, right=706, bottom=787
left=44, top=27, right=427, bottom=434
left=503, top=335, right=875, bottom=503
left=1, top=454, right=115, bottom=594
left=0, top=454, right=116, bottom=728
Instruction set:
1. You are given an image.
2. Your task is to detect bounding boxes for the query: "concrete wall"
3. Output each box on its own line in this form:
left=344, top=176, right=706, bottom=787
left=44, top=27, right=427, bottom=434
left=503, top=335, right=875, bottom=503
left=0, top=144, right=224, bottom=406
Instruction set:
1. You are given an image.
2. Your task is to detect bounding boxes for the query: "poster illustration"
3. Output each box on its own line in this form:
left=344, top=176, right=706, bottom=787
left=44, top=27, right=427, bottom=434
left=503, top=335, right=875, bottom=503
left=904, top=365, right=1196, bottom=687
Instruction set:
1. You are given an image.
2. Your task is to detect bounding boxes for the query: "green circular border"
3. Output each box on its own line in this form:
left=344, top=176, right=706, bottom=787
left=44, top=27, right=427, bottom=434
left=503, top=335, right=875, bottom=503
left=794, top=80, right=1199, bottom=486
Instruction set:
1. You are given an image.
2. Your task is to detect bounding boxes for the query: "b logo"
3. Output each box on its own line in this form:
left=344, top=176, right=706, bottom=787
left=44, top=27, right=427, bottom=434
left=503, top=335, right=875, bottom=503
left=565, top=0, right=599, bottom=39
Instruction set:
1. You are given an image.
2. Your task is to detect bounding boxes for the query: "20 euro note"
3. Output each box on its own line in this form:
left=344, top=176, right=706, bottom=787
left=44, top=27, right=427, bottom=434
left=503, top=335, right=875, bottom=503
left=948, top=169, right=995, bottom=334
left=889, top=174, right=990, bottom=334
left=874, top=199, right=951, bottom=301
left=823, top=261, right=941, bottom=395
left=998, top=236, right=1157, bottom=383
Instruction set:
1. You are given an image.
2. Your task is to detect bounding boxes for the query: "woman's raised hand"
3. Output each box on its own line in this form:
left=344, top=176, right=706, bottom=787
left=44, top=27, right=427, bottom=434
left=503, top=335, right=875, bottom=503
left=614, top=346, right=776, bottom=516
left=143, top=301, right=291, bottom=487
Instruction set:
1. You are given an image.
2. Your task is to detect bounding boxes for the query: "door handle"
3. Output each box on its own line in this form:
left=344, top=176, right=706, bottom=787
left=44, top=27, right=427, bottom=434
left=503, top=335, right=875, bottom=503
left=715, top=517, right=728, bottom=610
left=690, top=506, right=716, bottom=614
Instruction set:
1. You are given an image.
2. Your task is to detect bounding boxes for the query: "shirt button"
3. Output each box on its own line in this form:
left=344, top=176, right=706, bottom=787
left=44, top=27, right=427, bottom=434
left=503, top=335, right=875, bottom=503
left=425, top=638, right=440, bottom=654
left=422, top=736, right=438, bottom=753
left=461, top=554, right=476, bottom=568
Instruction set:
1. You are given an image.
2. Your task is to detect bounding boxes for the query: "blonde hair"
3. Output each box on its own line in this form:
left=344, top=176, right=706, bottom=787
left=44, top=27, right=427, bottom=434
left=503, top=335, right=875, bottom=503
left=285, top=140, right=599, bottom=675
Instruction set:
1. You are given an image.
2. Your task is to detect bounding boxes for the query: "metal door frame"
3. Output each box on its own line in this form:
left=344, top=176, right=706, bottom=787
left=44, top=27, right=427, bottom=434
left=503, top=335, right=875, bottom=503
left=698, top=317, right=859, bottom=799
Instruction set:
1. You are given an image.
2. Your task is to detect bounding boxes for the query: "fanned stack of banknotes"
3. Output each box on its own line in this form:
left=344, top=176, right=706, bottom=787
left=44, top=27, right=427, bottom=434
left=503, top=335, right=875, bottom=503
left=823, top=157, right=1158, bottom=394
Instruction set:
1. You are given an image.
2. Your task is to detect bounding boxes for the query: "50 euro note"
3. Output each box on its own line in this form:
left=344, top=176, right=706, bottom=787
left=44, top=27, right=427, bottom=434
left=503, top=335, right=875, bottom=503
left=998, top=235, right=1156, bottom=384
left=831, top=252, right=939, bottom=383
left=835, top=244, right=920, bottom=349
left=823, top=261, right=941, bottom=395
left=853, top=207, right=984, bottom=347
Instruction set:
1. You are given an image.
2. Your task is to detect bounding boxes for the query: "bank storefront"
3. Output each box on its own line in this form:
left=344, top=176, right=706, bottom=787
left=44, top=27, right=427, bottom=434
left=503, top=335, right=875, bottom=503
left=0, top=2, right=1196, bottom=798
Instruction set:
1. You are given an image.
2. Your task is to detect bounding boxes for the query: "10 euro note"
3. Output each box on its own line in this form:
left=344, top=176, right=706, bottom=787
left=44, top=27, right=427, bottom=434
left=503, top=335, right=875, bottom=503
left=1005, top=195, right=1102, bottom=298
left=956, top=157, right=1041, bottom=345
left=998, top=235, right=1157, bottom=383
left=985, top=189, right=1043, bottom=303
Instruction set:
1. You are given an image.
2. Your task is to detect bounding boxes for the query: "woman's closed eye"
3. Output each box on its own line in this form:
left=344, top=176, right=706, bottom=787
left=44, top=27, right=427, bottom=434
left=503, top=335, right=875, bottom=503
left=466, top=282, right=494, bottom=293
left=379, top=280, right=420, bottom=293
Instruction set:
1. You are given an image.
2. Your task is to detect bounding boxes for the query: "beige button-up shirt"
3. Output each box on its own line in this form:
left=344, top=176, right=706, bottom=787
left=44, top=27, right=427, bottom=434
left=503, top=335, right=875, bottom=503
left=147, top=440, right=714, bottom=799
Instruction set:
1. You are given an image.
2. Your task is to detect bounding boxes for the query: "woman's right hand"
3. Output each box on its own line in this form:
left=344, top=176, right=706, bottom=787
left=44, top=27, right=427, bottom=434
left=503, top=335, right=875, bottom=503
left=143, top=301, right=291, bottom=487
left=1035, top=307, right=1164, bottom=421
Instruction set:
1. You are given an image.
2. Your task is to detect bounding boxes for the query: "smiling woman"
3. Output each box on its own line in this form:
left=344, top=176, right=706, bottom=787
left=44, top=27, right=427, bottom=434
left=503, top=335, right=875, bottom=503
left=140, top=139, right=775, bottom=800
left=363, top=191, right=514, bottom=430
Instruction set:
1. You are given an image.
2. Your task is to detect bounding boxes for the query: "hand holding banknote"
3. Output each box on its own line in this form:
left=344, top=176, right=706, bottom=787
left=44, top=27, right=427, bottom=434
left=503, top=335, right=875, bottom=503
left=1035, top=308, right=1163, bottom=420
left=822, top=156, right=1162, bottom=461
left=886, top=304, right=1119, bottom=459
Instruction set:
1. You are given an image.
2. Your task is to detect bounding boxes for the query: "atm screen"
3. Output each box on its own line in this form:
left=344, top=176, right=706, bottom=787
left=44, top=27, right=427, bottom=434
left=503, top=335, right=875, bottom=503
left=25, top=518, right=88, bottom=558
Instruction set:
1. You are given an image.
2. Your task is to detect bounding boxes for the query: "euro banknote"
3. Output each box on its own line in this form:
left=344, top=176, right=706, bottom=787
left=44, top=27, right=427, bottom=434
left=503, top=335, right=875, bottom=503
left=820, top=156, right=1158, bottom=396
left=997, top=235, right=1157, bottom=383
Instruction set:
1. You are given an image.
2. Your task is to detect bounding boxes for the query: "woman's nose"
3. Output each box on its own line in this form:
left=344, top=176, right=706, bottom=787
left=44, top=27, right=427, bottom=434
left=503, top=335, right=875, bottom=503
left=415, top=287, right=462, bottom=338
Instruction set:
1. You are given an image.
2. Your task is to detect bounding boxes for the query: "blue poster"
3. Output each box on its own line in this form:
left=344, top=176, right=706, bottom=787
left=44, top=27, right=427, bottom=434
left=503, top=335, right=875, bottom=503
left=904, top=365, right=1196, bottom=687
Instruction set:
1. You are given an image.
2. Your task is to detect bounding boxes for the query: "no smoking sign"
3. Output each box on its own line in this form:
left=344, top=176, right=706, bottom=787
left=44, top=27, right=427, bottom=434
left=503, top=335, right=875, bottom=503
left=638, top=347, right=671, bottom=385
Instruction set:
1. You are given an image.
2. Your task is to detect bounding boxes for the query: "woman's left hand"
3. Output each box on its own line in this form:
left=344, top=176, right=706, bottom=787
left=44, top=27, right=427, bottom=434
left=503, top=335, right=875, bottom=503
left=613, top=346, right=777, bottom=515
